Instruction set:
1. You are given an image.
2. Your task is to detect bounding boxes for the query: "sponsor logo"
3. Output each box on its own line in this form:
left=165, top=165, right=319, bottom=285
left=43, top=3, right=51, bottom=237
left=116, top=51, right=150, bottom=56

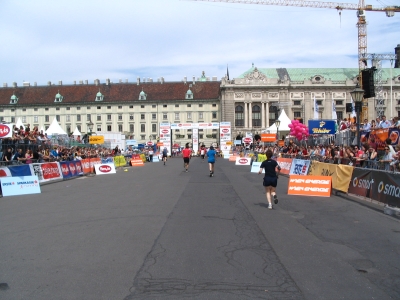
left=239, top=158, right=248, bottom=164
left=352, top=177, right=374, bottom=189
left=278, top=162, right=291, bottom=170
left=16, top=181, right=37, bottom=185
left=0, top=124, right=10, bottom=137
left=222, top=129, right=229, bottom=133
left=2, top=182, right=14, bottom=186
left=243, top=137, right=252, bottom=143
left=377, top=181, right=400, bottom=197
left=99, top=165, right=112, bottom=172
left=162, top=129, right=169, bottom=134
left=61, top=165, right=70, bottom=174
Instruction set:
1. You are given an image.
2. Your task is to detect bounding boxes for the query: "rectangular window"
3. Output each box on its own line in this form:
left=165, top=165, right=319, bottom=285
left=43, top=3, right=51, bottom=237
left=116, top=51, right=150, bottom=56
left=56, top=107, right=60, bottom=111
left=34, top=116, right=38, bottom=122
left=118, top=124, right=123, bottom=132
left=316, top=100, right=322, bottom=105
left=66, top=115, right=70, bottom=122
left=77, top=107, right=81, bottom=110
left=11, top=117, right=15, bottom=123
left=77, top=125, right=81, bottom=131
left=293, top=101, right=301, bottom=106
left=152, top=124, right=157, bottom=132
left=199, top=104, right=203, bottom=108
left=140, top=135, right=146, bottom=140
left=107, top=115, right=112, bottom=121
left=34, top=108, right=38, bottom=111
left=22, top=116, right=26, bottom=123
left=130, top=114, right=134, bottom=120
left=187, top=104, right=191, bottom=107
left=45, top=108, right=49, bottom=111
left=152, top=105, right=156, bottom=108
left=141, top=124, right=145, bottom=132
left=199, top=112, right=203, bottom=119
left=22, top=108, right=26, bottom=112
left=200, top=134, right=203, bottom=139
left=175, top=104, right=179, bottom=108
left=107, top=125, right=112, bottom=131
left=56, top=115, right=60, bottom=122
left=130, top=124, right=134, bottom=132
left=77, top=115, right=81, bottom=121
left=335, top=100, right=343, bottom=105
left=212, top=104, right=217, bottom=107
left=97, top=115, right=101, bottom=121
left=187, top=113, right=192, bottom=120
left=188, top=134, right=192, bottom=139
left=294, top=111, right=301, bottom=118
left=66, top=107, right=70, bottom=110
left=175, top=113, right=179, bottom=120
left=141, top=114, right=145, bottom=120
left=118, top=114, right=122, bottom=121
left=163, top=104, right=167, bottom=108
left=87, top=114, right=91, bottom=121
left=212, top=112, right=217, bottom=119
left=337, top=111, right=343, bottom=120
left=152, top=113, right=156, bottom=120
left=45, top=115, right=49, bottom=122
left=141, top=105, right=145, bottom=108
left=163, top=114, right=168, bottom=120
left=129, top=105, right=133, bottom=109
left=97, top=106, right=101, bottom=110
left=87, top=106, right=91, bottom=110
left=118, top=106, right=122, bottom=109
left=107, top=106, right=111, bottom=109
left=97, top=126, right=101, bottom=131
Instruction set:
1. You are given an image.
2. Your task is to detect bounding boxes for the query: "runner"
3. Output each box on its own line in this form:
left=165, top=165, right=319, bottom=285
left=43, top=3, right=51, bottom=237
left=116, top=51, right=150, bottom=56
left=258, top=149, right=281, bottom=209
left=182, top=144, right=192, bottom=172
left=207, top=145, right=216, bottom=177
left=200, top=145, right=206, bottom=162
left=162, top=147, right=168, bottom=166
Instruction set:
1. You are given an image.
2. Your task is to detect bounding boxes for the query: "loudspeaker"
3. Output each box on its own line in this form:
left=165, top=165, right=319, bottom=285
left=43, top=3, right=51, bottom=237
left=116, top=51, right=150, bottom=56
left=346, top=103, right=353, bottom=113
left=362, top=68, right=375, bottom=98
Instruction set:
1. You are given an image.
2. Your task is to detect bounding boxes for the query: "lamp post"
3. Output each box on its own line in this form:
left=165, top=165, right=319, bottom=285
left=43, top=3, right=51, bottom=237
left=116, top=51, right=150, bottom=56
left=275, top=120, right=281, bottom=146
left=350, top=85, right=364, bottom=148
left=87, top=120, right=94, bottom=145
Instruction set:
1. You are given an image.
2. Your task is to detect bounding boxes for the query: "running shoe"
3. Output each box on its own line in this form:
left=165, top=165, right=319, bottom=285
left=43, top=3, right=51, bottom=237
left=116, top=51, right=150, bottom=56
left=268, top=203, right=272, bottom=209
left=274, top=194, right=278, bottom=204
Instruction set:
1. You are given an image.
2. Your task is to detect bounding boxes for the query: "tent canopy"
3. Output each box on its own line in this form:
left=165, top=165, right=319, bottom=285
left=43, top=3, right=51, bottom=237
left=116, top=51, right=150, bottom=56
left=264, top=109, right=291, bottom=133
left=72, top=126, right=82, bottom=136
left=45, top=118, right=67, bottom=135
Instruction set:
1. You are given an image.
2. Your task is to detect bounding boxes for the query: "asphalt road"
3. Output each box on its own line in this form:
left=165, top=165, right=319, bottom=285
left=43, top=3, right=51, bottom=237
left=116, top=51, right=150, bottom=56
left=0, top=156, right=399, bottom=300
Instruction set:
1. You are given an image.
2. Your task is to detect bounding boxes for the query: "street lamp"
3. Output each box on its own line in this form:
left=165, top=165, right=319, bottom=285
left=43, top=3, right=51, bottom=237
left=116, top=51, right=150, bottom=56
left=350, top=84, right=364, bottom=148
left=275, top=119, right=281, bottom=146
left=87, top=120, right=94, bottom=144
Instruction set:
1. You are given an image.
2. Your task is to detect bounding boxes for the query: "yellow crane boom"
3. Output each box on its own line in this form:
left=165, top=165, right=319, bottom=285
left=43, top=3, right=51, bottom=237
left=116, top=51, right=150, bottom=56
left=190, top=0, right=399, bottom=69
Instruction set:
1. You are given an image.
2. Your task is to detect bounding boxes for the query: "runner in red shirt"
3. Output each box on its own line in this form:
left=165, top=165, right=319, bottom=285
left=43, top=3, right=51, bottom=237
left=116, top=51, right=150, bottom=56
left=182, top=144, right=192, bottom=172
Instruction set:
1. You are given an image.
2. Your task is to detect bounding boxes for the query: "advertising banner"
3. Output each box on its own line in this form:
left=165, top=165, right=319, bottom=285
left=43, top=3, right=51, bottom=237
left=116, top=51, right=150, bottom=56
left=251, top=162, right=264, bottom=173
left=348, top=168, right=373, bottom=198
left=0, top=167, right=12, bottom=177
left=308, top=161, right=353, bottom=193
left=94, top=163, right=116, bottom=175
left=261, top=134, right=277, bottom=142
left=29, top=162, right=63, bottom=183
left=235, top=157, right=251, bottom=166
left=192, top=128, right=199, bottom=153
left=159, top=123, right=171, bottom=156
left=289, top=159, right=311, bottom=175
left=7, top=165, right=31, bottom=177
left=60, top=161, right=73, bottom=179
left=222, top=150, right=230, bottom=159
left=0, top=124, right=13, bottom=138
left=89, top=135, right=104, bottom=144
left=276, top=157, right=292, bottom=175
left=308, top=120, right=336, bottom=135
left=1, top=175, right=41, bottom=196
left=288, top=175, right=332, bottom=197
left=369, top=171, right=400, bottom=207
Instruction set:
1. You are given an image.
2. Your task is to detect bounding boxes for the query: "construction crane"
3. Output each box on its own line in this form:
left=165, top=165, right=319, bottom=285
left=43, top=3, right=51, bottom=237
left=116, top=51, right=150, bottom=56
left=189, top=0, right=400, bottom=69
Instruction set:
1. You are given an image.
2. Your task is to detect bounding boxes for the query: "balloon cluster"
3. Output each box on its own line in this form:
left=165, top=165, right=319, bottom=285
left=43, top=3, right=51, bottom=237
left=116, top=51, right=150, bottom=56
left=288, top=120, right=309, bottom=141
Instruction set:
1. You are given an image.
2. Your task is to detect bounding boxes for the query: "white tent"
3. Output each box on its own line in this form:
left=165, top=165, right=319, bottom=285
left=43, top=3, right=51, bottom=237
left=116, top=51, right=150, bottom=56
left=15, top=118, right=25, bottom=130
left=72, top=126, right=82, bottom=136
left=265, top=109, right=292, bottom=133
left=45, top=118, right=67, bottom=136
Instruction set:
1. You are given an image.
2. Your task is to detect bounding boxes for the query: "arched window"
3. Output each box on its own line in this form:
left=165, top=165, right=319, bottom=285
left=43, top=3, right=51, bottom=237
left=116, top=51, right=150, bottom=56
left=235, top=105, right=244, bottom=127
left=252, top=105, right=261, bottom=127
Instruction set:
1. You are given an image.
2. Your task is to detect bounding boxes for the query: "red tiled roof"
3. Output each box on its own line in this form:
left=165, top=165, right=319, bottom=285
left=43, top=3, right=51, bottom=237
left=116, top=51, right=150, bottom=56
left=0, top=81, right=221, bottom=106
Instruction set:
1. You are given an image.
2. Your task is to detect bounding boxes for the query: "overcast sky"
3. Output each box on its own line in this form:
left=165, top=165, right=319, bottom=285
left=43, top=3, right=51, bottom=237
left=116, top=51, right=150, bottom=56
left=1, top=0, right=399, bottom=86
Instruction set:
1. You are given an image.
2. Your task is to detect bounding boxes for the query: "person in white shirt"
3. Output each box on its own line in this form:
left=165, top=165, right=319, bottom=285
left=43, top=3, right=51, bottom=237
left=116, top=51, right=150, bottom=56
left=379, top=115, right=391, bottom=128
left=362, top=119, right=371, bottom=132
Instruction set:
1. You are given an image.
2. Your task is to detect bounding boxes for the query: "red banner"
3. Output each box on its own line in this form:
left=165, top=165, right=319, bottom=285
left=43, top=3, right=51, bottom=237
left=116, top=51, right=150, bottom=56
left=276, top=157, right=292, bottom=175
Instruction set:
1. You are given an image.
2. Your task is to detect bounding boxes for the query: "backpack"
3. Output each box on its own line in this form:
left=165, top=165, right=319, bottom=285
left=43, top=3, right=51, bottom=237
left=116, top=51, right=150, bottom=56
left=163, top=149, right=168, bottom=155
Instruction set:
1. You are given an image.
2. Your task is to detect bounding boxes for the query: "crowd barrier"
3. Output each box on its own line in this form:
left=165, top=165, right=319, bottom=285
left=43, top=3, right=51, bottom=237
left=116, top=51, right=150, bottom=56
left=274, top=156, right=400, bottom=208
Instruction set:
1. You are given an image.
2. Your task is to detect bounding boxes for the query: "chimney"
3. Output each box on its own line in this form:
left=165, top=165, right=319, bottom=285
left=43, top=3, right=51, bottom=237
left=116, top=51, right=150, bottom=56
left=126, top=79, right=128, bottom=83
left=183, top=76, right=187, bottom=83
left=212, top=76, right=217, bottom=81
left=47, top=81, right=51, bottom=86
left=3, top=83, right=7, bottom=87
left=106, top=78, right=110, bottom=85
left=137, top=77, right=140, bottom=85
left=94, top=79, right=100, bottom=86
left=34, top=82, right=37, bottom=86
left=12, top=82, right=18, bottom=87
left=161, top=77, right=164, bottom=84
left=395, top=44, right=400, bottom=68
left=23, top=82, right=30, bottom=87
left=119, top=79, right=122, bottom=83
left=79, top=80, right=83, bottom=85
left=58, top=80, right=62, bottom=85
left=74, top=81, right=76, bottom=85
left=192, top=76, right=195, bottom=85
left=84, top=80, right=88, bottom=85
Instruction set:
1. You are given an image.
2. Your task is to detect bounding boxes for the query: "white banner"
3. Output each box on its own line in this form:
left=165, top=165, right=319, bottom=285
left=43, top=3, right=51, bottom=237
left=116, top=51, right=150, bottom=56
left=1, top=175, right=41, bottom=196
left=251, top=162, right=265, bottom=173
left=192, top=128, right=199, bottom=153
left=289, top=159, right=311, bottom=175
left=94, top=163, right=116, bottom=175
left=235, top=157, right=251, bottom=166
left=159, top=123, right=171, bottom=155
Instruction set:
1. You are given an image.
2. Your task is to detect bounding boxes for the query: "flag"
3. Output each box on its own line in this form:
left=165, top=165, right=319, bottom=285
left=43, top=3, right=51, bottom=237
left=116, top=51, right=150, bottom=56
left=350, top=95, right=356, bottom=118
left=314, top=97, right=319, bottom=119
left=332, top=101, right=337, bottom=120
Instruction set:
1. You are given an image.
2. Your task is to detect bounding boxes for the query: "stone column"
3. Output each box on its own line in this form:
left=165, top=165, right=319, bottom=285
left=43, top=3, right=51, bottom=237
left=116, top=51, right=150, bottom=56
left=266, top=102, right=270, bottom=128
left=261, top=102, right=265, bottom=128
left=244, top=102, right=248, bottom=128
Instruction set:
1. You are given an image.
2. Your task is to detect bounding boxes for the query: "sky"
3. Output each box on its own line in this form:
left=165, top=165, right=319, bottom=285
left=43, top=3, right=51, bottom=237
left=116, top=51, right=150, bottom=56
left=1, top=0, right=399, bottom=86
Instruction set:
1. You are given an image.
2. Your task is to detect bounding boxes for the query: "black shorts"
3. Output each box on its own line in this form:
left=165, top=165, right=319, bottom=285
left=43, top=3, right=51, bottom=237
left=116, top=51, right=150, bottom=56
left=183, top=157, right=190, bottom=164
left=162, top=155, right=167, bottom=159
left=263, top=176, right=278, bottom=187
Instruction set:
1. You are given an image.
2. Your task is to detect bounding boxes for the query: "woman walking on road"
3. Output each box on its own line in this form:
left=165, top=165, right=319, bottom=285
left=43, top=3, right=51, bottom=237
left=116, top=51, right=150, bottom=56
left=207, top=146, right=216, bottom=177
left=182, top=144, right=192, bottom=172
left=258, top=149, right=281, bottom=209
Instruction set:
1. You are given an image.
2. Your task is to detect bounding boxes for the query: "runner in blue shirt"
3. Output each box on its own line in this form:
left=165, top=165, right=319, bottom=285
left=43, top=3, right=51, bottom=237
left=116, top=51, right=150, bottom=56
left=207, top=146, right=216, bottom=177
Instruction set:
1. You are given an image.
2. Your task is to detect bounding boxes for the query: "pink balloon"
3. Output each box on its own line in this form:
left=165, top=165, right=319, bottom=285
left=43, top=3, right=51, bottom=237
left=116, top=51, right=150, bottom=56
left=288, top=124, right=293, bottom=128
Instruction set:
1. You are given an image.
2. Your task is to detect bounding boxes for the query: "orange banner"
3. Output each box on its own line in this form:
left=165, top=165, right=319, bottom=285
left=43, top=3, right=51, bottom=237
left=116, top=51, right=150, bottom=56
left=81, top=158, right=101, bottom=174
left=288, top=175, right=332, bottom=197
left=276, top=157, right=292, bottom=175
left=229, top=155, right=237, bottom=162
left=130, top=158, right=144, bottom=166
left=261, top=133, right=277, bottom=142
